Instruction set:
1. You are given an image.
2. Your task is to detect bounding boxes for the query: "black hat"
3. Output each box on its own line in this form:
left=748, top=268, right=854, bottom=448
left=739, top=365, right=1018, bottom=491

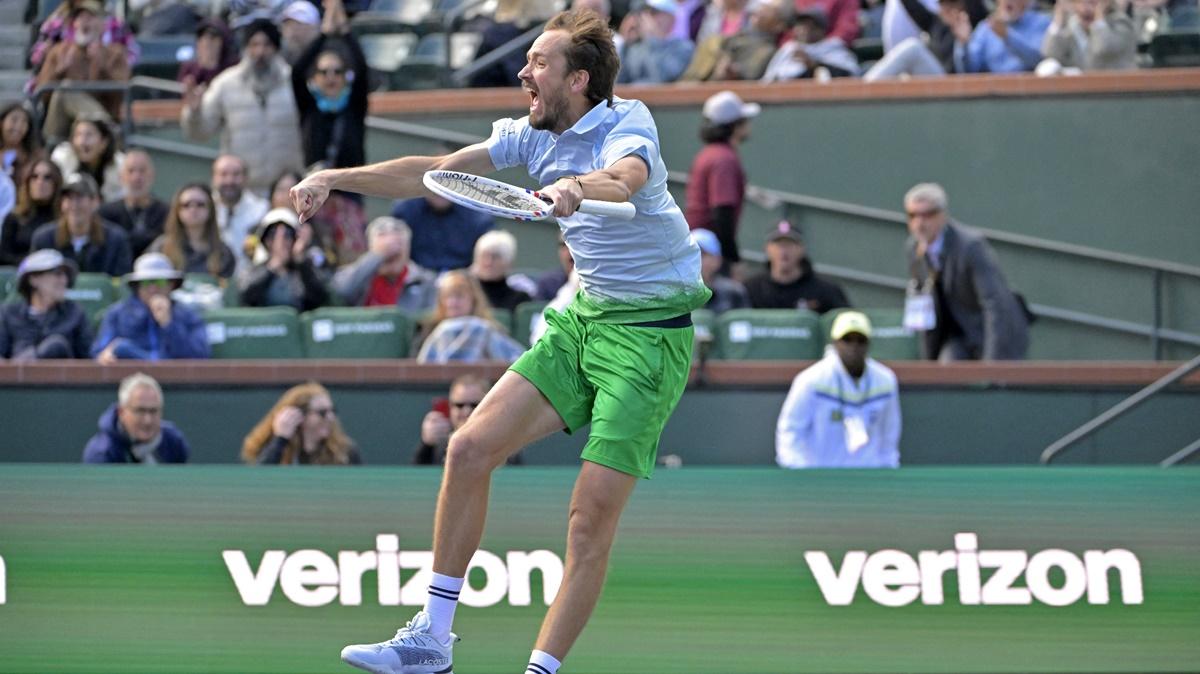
left=767, top=220, right=804, bottom=244
left=61, top=173, right=100, bottom=199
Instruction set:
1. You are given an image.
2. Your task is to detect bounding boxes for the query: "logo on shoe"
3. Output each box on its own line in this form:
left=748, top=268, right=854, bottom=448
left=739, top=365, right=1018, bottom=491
left=223, top=534, right=563, bottom=608
left=805, top=533, right=1144, bottom=607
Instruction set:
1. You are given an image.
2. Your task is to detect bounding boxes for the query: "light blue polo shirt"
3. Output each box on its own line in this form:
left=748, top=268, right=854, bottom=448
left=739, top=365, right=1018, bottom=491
left=486, top=97, right=710, bottom=324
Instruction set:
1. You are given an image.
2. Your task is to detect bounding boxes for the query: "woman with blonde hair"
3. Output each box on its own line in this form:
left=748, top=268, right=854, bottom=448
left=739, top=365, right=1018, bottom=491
left=414, top=270, right=525, bottom=363
left=148, top=183, right=236, bottom=279
left=242, top=382, right=362, bottom=465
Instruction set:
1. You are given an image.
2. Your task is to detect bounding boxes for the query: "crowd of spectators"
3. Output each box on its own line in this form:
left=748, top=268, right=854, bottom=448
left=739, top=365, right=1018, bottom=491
left=0, top=0, right=1160, bottom=469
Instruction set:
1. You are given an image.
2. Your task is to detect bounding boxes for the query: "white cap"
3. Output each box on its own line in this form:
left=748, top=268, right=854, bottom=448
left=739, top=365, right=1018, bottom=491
left=280, top=0, right=320, bottom=25
left=642, top=0, right=676, bottom=14
left=691, top=228, right=722, bottom=257
left=702, top=90, right=761, bottom=126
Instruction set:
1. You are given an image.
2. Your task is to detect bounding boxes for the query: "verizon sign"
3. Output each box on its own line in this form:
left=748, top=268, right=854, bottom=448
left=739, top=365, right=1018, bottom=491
left=223, top=535, right=563, bottom=608
left=806, top=533, right=1144, bottom=607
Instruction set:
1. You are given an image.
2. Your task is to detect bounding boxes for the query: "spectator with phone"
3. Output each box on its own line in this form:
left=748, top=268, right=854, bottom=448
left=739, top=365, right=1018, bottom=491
left=238, top=208, right=330, bottom=311
left=242, top=381, right=363, bottom=465
left=414, top=374, right=524, bottom=465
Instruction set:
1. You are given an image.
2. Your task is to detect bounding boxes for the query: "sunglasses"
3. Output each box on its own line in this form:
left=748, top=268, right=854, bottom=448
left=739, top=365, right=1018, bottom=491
left=307, top=407, right=336, bottom=419
left=450, top=400, right=480, bottom=410
left=30, top=173, right=55, bottom=182
left=180, top=200, right=209, bottom=209
left=906, top=207, right=942, bottom=220
left=315, top=67, right=345, bottom=77
left=138, top=279, right=174, bottom=289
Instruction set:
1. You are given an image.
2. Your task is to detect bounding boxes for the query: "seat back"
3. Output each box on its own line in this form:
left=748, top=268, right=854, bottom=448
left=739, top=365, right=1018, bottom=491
left=203, top=307, right=303, bottom=359
left=512, top=300, right=549, bottom=346
left=713, top=309, right=822, bottom=360
left=301, top=306, right=414, bottom=358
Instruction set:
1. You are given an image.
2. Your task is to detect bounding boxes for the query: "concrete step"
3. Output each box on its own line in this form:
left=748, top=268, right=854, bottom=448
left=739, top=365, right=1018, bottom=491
left=0, top=46, right=28, bottom=71
left=0, top=70, right=31, bottom=102
left=0, top=2, right=27, bottom=26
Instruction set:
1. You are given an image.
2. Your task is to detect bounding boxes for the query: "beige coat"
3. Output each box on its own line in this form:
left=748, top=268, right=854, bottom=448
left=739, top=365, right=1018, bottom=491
left=180, top=58, right=304, bottom=194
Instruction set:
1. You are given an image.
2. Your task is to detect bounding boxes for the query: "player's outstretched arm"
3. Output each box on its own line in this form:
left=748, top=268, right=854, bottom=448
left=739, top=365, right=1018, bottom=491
left=291, top=142, right=496, bottom=222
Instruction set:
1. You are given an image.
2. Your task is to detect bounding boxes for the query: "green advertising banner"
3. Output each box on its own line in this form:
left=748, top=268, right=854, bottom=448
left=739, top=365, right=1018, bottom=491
left=0, top=466, right=1197, bottom=673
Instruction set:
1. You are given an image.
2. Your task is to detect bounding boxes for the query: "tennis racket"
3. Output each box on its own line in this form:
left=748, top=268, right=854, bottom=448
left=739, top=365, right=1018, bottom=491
left=422, top=170, right=637, bottom=222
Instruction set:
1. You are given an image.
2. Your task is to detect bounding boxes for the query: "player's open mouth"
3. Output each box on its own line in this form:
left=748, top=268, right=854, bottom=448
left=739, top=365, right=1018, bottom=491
left=527, top=88, right=539, bottom=113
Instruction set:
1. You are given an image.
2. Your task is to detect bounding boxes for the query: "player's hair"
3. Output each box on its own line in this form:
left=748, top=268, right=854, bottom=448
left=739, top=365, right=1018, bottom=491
left=474, top=229, right=517, bottom=266
left=544, top=10, right=619, bottom=107
left=905, top=183, right=949, bottom=211
left=118, top=372, right=162, bottom=408
left=241, top=382, right=356, bottom=465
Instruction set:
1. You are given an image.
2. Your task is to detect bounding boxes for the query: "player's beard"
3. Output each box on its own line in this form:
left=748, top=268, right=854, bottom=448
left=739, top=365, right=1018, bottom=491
left=530, top=87, right=570, bottom=133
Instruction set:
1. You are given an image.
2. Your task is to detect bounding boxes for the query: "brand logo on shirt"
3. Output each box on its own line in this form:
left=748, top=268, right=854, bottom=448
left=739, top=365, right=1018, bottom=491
left=223, top=534, right=563, bottom=607
left=805, top=533, right=1143, bottom=607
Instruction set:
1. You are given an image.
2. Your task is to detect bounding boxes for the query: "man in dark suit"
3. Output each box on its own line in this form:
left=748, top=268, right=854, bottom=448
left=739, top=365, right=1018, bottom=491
left=903, top=183, right=1029, bottom=361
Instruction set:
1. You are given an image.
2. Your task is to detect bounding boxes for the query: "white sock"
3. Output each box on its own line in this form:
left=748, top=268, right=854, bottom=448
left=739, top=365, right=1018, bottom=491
left=526, top=649, right=562, bottom=674
left=423, top=573, right=464, bottom=643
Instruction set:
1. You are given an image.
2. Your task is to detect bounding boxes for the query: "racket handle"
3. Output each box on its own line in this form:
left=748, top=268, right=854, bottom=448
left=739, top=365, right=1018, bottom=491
left=578, top=199, right=636, bottom=220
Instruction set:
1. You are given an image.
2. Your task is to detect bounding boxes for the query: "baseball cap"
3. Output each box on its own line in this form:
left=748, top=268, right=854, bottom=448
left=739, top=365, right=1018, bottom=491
left=830, top=311, right=872, bottom=341
left=61, top=173, right=100, bottom=199
left=766, top=220, right=803, bottom=244
left=280, top=1, right=320, bottom=25
left=702, top=91, right=761, bottom=126
left=691, top=228, right=722, bottom=257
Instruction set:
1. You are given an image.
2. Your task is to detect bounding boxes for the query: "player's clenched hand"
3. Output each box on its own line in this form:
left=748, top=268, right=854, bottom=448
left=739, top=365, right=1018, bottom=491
left=540, top=177, right=583, bottom=218
left=291, top=172, right=333, bottom=223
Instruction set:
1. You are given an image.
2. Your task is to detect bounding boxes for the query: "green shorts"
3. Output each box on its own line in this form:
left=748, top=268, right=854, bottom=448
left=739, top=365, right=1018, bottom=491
left=509, top=306, right=694, bottom=479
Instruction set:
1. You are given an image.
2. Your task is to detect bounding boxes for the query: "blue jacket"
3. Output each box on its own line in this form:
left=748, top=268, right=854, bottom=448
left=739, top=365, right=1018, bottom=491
left=91, top=296, right=210, bottom=360
left=82, top=403, right=190, bottom=463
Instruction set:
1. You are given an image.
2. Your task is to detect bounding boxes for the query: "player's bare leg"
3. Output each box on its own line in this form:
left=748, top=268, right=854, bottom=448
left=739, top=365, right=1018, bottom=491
left=341, top=371, right=564, bottom=674
left=532, top=461, right=638, bottom=661
left=432, top=370, right=566, bottom=576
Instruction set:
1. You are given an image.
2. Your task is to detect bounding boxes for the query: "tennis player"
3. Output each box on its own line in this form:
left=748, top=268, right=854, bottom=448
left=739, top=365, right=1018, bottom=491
left=292, top=10, right=712, bottom=674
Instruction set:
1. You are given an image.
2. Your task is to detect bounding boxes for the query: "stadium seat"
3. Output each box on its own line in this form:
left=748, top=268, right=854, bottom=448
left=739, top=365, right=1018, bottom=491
left=300, top=306, right=414, bottom=358
left=1149, top=31, right=1200, bottom=67
left=713, top=309, right=822, bottom=360
left=490, top=307, right=514, bottom=336
left=691, top=308, right=717, bottom=362
left=203, top=307, right=303, bottom=359
left=360, top=32, right=420, bottom=72
left=0, top=266, right=15, bottom=297
left=819, top=308, right=920, bottom=360
left=131, top=36, right=194, bottom=80
left=65, top=273, right=121, bottom=321
left=392, top=32, right=482, bottom=89
left=513, top=300, right=548, bottom=346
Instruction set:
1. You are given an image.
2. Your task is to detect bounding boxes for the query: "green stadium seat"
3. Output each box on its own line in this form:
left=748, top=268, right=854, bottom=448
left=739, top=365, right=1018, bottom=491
left=66, top=273, right=121, bottom=320
left=713, top=309, right=822, bottom=360
left=301, top=306, right=414, bottom=358
left=490, top=307, right=514, bottom=336
left=203, top=307, right=303, bottom=359
left=512, top=300, right=548, bottom=346
left=691, top=308, right=717, bottom=362
left=819, top=308, right=920, bottom=361
left=0, top=266, right=15, bottom=297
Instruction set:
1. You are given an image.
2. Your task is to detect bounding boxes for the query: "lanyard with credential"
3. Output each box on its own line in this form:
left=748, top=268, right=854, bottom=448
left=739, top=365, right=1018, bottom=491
left=832, top=368, right=869, bottom=422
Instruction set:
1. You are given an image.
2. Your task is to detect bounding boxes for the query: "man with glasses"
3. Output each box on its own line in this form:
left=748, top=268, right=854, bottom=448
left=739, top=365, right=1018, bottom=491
left=776, top=311, right=901, bottom=468
left=91, top=252, right=210, bottom=363
left=413, top=374, right=523, bottom=465
left=83, top=372, right=191, bottom=463
left=903, top=182, right=1030, bottom=361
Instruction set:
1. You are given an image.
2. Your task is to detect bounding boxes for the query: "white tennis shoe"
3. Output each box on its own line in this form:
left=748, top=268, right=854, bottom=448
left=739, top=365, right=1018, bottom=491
left=341, top=611, right=457, bottom=674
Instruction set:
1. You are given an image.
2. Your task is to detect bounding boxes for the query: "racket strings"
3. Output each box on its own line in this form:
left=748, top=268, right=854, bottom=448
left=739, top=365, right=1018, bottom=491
left=438, top=176, right=543, bottom=213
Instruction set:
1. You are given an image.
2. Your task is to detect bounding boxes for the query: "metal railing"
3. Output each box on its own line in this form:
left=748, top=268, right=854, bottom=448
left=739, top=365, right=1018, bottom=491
left=672, top=173, right=1200, bottom=357
left=1040, top=353, right=1200, bottom=465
